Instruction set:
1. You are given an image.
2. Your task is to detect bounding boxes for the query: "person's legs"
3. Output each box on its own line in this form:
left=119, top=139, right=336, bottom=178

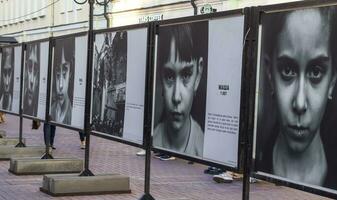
left=50, top=125, right=56, bottom=149
left=79, top=131, right=85, bottom=142
left=43, top=123, right=49, bottom=146
left=79, top=131, right=86, bottom=149
left=0, top=112, right=4, bottom=123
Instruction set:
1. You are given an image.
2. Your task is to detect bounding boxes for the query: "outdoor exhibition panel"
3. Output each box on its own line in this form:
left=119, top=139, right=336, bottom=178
left=152, top=10, right=248, bottom=170
left=49, top=32, right=88, bottom=130
left=0, top=44, right=22, bottom=115
left=22, top=39, right=50, bottom=121
left=253, top=1, right=337, bottom=198
left=91, top=24, right=150, bottom=146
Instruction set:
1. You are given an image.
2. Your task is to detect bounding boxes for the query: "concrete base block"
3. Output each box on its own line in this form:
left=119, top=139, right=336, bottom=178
left=0, top=146, right=45, bottom=160
left=40, top=174, right=131, bottom=196
left=9, top=157, right=83, bottom=175
left=0, top=138, right=25, bottom=145
left=0, top=130, right=6, bottom=138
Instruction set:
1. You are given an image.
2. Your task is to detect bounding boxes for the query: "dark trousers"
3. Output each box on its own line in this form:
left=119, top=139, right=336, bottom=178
left=44, top=123, right=56, bottom=146
left=79, top=131, right=86, bottom=142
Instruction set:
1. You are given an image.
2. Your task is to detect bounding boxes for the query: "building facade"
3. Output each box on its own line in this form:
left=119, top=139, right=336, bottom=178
left=0, top=0, right=301, bottom=42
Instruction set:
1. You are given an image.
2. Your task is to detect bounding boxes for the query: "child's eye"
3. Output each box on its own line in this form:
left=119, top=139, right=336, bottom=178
left=277, top=57, right=298, bottom=82
left=181, top=67, right=193, bottom=83
left=307, top=65, right=325, bottom=84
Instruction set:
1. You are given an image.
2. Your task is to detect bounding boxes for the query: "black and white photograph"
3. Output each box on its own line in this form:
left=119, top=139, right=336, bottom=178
left=50, top=37, right=75, bottom=125
left=0, top=47, right=14, bottom=111
left=91, top=27, right=147, bottom=144
left=153, top=22, right=208, bottom=157
left=91, top=31, right=127, bottom=137
left=23, top=43, right=40, bottom=117
left=255, top=6, right=337, bottom=191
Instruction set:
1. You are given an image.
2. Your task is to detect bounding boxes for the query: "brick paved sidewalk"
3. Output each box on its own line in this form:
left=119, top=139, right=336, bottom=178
left=0, top=115, right=331, bottom=200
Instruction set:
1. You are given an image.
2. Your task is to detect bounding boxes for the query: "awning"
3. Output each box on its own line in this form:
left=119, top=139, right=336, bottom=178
left=0, top=36, right=17, bottom=45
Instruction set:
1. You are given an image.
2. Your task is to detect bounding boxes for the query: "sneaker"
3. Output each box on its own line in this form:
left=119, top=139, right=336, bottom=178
left=249, top=177, right=257, bottom=184
left=153, top=153, right=164, bottom=159
left=159, top=155, right=176, bottom=161
left=48, top=147, right=53, bottom=154
left=80, top=141, right=86, bottom=149
left=51, top=146, right=56, bottom=150
left=213, top=172, right=233, bottom=183
left=136, top=150, right=146, bottom=156
left=204, top=167, right=224, bottom=175
left=230, top=172, right=243, bottom=180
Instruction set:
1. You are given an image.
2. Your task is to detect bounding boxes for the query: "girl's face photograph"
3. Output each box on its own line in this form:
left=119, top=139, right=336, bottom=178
left=270, top=9, right=336, bottom=152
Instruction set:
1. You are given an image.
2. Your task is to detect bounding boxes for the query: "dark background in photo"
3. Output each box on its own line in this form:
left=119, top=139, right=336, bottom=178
left=91, top=31, right=127, bottom=137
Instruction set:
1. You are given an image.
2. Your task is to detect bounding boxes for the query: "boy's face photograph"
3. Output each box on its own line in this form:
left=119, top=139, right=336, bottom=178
left=55, top=48, right=70, bottom=106
left=161, top=37, right=201, bottom=132
left=270, top=9, right=336, bottom=152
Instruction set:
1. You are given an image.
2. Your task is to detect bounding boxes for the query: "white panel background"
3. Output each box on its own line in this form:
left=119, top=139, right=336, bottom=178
left=71, top=35, right=88, bottom=129
left=37, top=41, right=49, bottom=119
left=203, top=16, right=244, bottom=168
left=12, top=46, right=22, bottom=114
left=123, top=28, right=147, bottom=143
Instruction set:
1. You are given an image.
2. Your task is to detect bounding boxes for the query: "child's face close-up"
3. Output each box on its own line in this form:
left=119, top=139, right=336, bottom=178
left=271, top=9, right=336, bottom=152
left=161, top=37, right=199, bottom=132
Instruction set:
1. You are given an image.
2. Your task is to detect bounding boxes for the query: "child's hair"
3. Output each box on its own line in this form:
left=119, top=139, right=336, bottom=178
left=1, top=47, right=14, bottom=95
left=157, top=21, right=208, bottom=74
left=26, top=43, right=40, bottom=77
left=53, top=37, right=75, bottom=103
left=262, top=6, right=337, bottom=67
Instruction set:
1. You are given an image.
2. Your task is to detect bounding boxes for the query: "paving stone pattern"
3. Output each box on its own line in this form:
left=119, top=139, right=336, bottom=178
left=0, top=115, right=331, bottom=200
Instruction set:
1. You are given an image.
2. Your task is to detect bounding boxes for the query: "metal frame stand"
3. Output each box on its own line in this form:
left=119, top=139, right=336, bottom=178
left=15, top=115, right=26, bottom=147
left=138, top=143, right=155, bottom=200
left=74, top=0, right=123, bottom=176
left=78, top=0, right=95, bottom=177
left=15, top=44, right=26, bottom=148
left=242, top=7, right=258, bottom=200
left=41, top=38, right=54, bottom=159
left=138, top=22, right=156, bottom=200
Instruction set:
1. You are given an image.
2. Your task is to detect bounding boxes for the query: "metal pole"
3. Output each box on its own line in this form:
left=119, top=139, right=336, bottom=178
left=41, top=38, right=54, bottom=159
left=242, top=7, right=257, bottom=200
left=242, top=7, right=251, bottom=200
left=16, top=44, right=26, bottom=147
left=103, top=0, right=110, bottom=28
left=80, top=0, right=94, bottom=176
left=16, top=114, right=25, bottom=147
left=138, top=22, right=156, bottom=200
left=191, top=0, right=197, bottom=16
left=144, top=138, right=152, bottom=195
